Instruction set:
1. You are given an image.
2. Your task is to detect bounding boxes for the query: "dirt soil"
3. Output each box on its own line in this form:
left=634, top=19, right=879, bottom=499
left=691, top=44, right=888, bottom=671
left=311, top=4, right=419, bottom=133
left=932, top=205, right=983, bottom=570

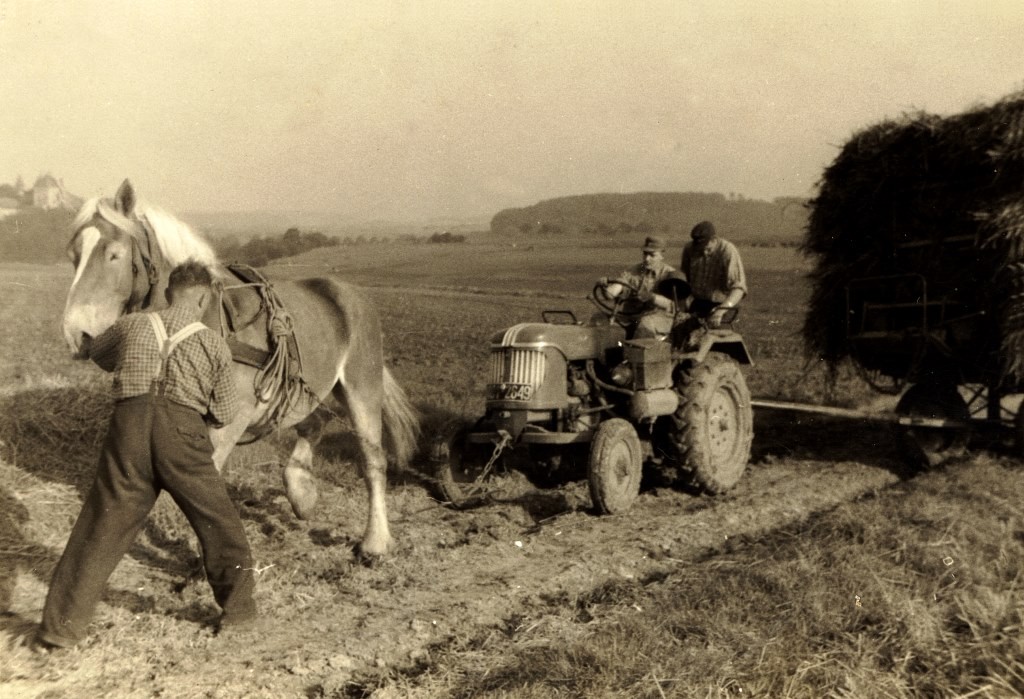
left=1, top=266, right=919, bottom=698
left=4, top=407, right=912, bottom=698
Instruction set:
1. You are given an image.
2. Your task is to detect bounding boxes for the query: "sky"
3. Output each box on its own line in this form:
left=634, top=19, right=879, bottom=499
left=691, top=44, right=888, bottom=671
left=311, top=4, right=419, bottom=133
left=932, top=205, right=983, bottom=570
left=1, top=0, right=1022, bottom=222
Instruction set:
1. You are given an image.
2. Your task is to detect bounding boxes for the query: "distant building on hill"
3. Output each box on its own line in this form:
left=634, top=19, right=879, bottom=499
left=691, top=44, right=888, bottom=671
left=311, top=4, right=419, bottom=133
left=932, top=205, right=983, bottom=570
left=32, top=173, right=67, bottom=209
left=0, top=196, right=20, bottom=219
left=0, top=173, right=82, bottom=212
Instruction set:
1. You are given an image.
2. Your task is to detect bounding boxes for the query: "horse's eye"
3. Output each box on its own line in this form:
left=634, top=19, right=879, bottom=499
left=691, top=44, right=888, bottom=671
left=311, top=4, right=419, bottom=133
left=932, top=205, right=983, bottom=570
left=108, top=251, right=122, bottom=262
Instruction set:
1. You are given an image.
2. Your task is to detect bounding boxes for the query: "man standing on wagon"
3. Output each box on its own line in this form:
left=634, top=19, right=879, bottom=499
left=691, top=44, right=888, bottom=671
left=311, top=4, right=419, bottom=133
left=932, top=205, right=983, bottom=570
left=37, top=261, right=257, bottom=649
left=680, top=220, right=747, bottom=328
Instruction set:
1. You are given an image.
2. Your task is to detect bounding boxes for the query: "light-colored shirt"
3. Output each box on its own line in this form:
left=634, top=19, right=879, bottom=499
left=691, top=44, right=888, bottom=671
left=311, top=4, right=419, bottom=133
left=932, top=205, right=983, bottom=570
left=680, top=238, right=747, bottom=303
left=89, top=305, right=240, bottom=427
left=617, top=260, right=677, bottom=315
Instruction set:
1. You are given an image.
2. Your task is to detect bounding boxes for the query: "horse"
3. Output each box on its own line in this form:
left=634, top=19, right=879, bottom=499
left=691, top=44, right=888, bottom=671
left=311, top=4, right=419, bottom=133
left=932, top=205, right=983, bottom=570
left=60, top=179, right=420, bottom=557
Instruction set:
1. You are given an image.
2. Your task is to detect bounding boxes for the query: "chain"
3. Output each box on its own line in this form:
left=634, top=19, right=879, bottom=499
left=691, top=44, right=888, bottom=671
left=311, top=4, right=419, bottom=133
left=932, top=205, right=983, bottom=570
left=422, top=428, right=513, bottom=499
left=476, top=430, right=512, bottom=484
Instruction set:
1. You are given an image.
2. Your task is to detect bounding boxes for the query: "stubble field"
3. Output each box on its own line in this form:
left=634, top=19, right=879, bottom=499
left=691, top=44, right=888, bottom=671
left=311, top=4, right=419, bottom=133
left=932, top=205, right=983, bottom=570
left=1, top=238, right=1022, bottom=698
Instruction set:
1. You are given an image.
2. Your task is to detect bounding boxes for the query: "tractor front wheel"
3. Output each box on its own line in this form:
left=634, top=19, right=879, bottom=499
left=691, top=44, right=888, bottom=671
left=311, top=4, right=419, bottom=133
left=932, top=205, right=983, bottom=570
left=431, top=426, right=505, bottom=509
left=668, top=352, right=753, bottom=494
left=588, top=418, right=643, bottom=514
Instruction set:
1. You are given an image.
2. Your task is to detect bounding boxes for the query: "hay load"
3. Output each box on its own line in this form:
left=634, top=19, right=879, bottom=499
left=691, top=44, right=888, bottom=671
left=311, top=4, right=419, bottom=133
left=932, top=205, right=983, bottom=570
left=802, top=90, right=1024, bottom=388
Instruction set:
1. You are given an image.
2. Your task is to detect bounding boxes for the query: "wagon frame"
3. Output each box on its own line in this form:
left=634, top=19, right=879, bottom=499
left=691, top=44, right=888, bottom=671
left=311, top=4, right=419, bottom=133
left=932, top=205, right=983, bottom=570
left=753, top=270, right=1023, bottom=467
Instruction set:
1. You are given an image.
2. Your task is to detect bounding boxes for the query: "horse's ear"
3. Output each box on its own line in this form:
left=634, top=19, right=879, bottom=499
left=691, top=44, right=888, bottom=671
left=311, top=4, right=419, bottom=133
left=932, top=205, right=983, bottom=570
left=114, top=179, right=136, bottom=215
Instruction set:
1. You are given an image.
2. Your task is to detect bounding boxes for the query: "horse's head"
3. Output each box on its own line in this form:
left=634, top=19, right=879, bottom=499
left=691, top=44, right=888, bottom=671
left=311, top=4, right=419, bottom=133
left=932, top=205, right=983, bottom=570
left=62, top=179, right=162, bottom=358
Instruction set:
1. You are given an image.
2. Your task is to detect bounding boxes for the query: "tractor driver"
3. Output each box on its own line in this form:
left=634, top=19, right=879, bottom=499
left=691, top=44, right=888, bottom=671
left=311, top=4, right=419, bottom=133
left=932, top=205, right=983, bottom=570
left=680, top=221, right=747, bottom=328
left=600, top=236, right=679, bottom=339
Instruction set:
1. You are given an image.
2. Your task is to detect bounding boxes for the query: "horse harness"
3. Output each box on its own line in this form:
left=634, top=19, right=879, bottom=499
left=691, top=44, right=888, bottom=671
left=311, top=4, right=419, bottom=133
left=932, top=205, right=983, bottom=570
left=209, top=264, right=318, bottom=440
left=123, top=216, right=315, bottom=439
left=127, top=215, right=164, bottom=314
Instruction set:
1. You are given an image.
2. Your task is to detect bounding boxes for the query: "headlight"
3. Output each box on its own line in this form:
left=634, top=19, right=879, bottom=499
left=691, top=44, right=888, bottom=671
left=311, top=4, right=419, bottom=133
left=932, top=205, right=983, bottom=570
left=610, top=362, right=633, bottom=387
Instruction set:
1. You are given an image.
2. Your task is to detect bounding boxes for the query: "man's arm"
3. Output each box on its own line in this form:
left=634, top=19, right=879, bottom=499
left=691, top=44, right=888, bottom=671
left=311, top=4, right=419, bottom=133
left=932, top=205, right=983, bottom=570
left=602, top=269, right=636, bottom=299
left=719, top=287, right=746, bottom=309
left=207, top=343, right=240, bottom=428
left=648, top=293, right=673, bottom=311
left=721, top=245, right=747, bottom=305
left=87, top=319, right=126, bottom=372
left=708, top=245, right=748, bottom=327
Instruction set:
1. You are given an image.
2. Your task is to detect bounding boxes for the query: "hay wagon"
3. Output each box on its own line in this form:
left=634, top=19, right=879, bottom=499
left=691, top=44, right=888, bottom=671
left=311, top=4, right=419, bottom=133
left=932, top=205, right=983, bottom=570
left=756, top=90, right=1024, bottom=467
left=753, top=238, right=1019, bottom=468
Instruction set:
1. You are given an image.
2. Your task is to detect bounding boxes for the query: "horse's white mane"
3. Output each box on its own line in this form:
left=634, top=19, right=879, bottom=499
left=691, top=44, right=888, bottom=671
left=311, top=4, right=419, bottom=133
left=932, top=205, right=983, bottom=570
left=74, top=196, right=218, bottom=266
left=138, top=204, right=218, bottom=266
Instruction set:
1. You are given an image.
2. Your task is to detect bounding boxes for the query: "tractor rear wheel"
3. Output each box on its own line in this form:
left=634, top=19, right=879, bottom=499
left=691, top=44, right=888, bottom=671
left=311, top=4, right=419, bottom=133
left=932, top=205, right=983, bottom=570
left=668, top=352, right=753, bottom=494
left=894, top=383, right=970, bottom=469
left=588, top=418, right=643, bottom=514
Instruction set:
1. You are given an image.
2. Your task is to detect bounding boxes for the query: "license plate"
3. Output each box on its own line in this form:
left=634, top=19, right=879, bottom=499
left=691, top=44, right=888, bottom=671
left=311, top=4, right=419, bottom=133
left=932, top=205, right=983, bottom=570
left=487, top=383, right=534, bottom=401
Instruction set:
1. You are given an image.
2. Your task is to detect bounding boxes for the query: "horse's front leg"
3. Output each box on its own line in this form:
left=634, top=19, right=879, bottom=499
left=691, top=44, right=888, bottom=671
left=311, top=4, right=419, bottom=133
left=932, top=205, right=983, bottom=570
left=283, top=407, right=332, bottom=520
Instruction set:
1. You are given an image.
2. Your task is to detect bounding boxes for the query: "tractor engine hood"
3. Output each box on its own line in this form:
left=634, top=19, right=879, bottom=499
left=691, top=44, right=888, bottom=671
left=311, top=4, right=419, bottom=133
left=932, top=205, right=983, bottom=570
left=491, top=322, right=626, bottom=361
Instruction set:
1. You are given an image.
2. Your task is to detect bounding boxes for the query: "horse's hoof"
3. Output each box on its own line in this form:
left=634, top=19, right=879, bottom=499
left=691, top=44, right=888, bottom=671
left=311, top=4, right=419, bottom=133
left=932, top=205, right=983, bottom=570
left=283, top=465, right=319, bottom=520
left=355, top=547, right=387, bottom=567
left=356, top=536, right=393, bottom=566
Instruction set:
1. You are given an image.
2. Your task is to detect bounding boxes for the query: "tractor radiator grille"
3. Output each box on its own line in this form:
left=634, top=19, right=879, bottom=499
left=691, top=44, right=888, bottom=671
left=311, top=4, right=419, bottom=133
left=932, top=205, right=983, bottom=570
left=490, top=349, right=546, bottom=386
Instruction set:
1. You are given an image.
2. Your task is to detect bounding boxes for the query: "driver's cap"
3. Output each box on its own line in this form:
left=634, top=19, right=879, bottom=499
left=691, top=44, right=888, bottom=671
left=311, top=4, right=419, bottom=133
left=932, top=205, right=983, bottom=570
left=642, top=236, right=666, bottom=253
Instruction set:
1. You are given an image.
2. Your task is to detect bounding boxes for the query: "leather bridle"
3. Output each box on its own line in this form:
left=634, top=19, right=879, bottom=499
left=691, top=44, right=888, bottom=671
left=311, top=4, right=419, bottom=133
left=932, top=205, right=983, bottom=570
left=100, top=212, right=164, bottom=313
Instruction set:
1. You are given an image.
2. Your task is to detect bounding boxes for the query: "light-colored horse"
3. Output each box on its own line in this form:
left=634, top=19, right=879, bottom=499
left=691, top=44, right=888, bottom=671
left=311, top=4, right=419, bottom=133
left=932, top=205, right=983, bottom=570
left=61, top=179, right=419, bottom=556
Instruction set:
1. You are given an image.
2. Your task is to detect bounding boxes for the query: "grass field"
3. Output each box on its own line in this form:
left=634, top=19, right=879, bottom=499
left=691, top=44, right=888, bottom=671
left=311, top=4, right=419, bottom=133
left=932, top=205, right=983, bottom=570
left=1, top=238, right=1022, bottom=698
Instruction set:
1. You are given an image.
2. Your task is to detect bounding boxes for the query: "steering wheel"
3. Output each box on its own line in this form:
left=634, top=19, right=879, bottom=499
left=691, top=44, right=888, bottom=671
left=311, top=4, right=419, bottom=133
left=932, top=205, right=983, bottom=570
left=592, top=278, right=646, bottom=327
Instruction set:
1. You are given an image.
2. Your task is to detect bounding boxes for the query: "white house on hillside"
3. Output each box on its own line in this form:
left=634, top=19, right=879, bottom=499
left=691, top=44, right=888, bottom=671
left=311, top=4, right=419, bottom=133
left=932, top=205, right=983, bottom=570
left=32, top=173, right=77, bottom=210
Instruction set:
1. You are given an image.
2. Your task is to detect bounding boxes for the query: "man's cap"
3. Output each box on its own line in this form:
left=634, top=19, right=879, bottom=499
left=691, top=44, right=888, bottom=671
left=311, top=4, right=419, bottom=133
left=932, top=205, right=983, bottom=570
left=641, top=236, right=667, bottom=253
left=691, top=221, right=717, bottom=241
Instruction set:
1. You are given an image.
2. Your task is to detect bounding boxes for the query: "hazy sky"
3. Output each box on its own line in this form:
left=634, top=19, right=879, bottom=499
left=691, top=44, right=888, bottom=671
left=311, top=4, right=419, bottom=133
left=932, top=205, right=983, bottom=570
left=2, top=1, right=1022, bottom=221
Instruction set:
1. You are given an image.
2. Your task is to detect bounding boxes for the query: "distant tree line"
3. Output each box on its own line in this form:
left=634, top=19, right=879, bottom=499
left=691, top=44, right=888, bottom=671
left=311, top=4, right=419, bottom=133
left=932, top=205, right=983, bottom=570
left=490, top=192, right=808, bottom=244
left=332, top=231, right=467, bottom=245
left=427, top=231, right=466, bottom=244
left=215, top=227, right=469, bottom=265
left=216, top=227, right=339, bottom=266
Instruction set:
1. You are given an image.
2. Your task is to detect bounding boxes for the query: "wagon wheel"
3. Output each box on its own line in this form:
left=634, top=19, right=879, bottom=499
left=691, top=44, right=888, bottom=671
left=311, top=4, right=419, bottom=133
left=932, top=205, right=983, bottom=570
left=894, top=383, right=970, bottom=469
left=666, top=353, right=753, bottom=494
left=1014, top=407, right=1024, bottom=458
left=430, top=426, right=509, bottom=509
left=588, top=418, right=643, bottom=514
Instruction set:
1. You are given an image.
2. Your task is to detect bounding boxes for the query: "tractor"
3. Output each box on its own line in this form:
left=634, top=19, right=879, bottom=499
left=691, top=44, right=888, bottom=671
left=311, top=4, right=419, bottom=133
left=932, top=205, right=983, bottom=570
left=431, top=276, right=755, bottom=513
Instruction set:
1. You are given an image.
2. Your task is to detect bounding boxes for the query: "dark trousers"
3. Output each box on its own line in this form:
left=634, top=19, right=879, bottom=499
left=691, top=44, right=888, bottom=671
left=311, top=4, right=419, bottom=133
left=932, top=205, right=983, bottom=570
left=40, top=394, right=255, bottom=647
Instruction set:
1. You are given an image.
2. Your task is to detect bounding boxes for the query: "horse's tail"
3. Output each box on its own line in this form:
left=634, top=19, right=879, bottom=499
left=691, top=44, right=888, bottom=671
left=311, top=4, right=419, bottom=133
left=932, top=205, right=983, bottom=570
left=382, top=367, right=420, bottom=468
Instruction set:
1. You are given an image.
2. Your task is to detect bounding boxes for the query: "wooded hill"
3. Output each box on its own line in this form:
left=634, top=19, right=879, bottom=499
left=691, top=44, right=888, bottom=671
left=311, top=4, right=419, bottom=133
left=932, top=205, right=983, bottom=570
left=489, top=192, right=808, bottom=243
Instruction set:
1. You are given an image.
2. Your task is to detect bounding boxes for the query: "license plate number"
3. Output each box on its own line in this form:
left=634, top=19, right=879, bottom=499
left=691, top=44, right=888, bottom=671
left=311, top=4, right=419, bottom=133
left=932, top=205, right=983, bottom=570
left=488, top=383, right=534, bottom=401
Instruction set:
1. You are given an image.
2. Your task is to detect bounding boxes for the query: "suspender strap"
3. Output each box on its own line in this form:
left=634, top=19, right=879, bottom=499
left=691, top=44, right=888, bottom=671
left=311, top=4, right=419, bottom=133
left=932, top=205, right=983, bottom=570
left=146, top=314, right=207, bottom=386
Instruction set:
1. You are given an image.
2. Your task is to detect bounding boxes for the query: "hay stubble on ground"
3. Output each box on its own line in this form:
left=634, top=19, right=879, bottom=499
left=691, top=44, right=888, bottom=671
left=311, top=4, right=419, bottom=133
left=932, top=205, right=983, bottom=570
left=1, top=246, right=1019, bottom=697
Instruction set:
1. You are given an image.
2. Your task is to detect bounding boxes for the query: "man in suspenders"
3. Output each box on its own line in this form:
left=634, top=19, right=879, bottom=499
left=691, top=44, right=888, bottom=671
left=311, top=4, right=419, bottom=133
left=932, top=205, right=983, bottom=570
left=39, top=261, right=256, bottom=648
